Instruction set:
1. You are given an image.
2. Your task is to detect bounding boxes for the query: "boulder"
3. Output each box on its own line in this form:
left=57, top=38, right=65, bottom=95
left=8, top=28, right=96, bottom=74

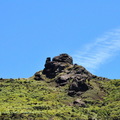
left=34, top=72, right=43, bottom=80
left=43, top=54, right=73, bottom=78
left=52, top=54, right=73, bottom=64
left=56, top=74, right=71, bottom=86
left=69, top=82, right=78, bottom=91
left=43, top=61, right=67, bottom=78
left=69, top=80, right=89, bottom=92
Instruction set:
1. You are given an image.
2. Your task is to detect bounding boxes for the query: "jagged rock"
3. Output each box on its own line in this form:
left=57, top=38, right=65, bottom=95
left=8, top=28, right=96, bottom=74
left=34, top=72, right=43, bottom=80
left=34, top=53, right=109, bottom=98
left=69, top=82, right=78, bottom=91
left=68, top=67, right=91, bottom=93
left=43, top=61, right=68, bottom=78
left=42, top=54, right=93, bottom=94
left=73, top=99, right=86, bottom=107
left=45, top=57, right=51, bottom=65
left=52, top=53, right=73, bottom=64
left=56, top=74, right=71, bottom=86
left=42, top=54, right=72, bottom=78
left=69, top=80, right=89, bottom=96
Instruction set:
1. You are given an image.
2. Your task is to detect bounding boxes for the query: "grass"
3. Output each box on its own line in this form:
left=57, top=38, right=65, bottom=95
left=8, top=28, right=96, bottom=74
left=0, top=77, right=120, bottom=120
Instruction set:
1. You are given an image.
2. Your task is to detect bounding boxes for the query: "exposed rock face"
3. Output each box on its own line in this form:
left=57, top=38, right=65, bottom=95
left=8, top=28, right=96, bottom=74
left=52, top=53, right=73, bottom=64
left=34, top=72, right=43, bottom=80
left=42, top=54, right=73, bottom=78
left=42, top=61, right=68, bottom=78
left=55, top=74, right=71, bottom=86
left=34, top=53, right=109, bottom=97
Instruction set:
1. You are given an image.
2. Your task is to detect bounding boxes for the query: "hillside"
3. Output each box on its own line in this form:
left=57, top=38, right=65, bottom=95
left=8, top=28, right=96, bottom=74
left=0, top=54, right=120, bottom=120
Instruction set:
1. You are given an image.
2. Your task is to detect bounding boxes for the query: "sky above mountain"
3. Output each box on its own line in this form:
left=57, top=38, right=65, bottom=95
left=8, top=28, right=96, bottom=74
left=0, top=1, right=120, bottom=79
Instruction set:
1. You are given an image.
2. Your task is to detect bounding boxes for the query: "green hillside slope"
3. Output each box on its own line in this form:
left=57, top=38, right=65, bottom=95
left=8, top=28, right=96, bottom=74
left=0, top=54, right=120, bottom=120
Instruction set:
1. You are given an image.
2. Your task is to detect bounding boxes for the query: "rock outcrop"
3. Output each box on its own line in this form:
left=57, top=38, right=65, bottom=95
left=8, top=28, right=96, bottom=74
left=42, top=54, right=73, bottom=78
left=34, top=53, right=109, bottom=97
left=34, top=72, right=43, bottom=80
left=52, top=53, right=73, bottom=64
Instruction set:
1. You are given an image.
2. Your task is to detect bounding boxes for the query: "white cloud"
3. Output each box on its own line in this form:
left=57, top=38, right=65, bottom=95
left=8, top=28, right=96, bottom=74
left=73, top=29, right=120, bottom=72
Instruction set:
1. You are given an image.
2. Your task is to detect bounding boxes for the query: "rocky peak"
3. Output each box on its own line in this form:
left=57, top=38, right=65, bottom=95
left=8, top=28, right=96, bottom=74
left=42, top=54, right=73, bottom=78
left=34, top=53, right=109, bottom=97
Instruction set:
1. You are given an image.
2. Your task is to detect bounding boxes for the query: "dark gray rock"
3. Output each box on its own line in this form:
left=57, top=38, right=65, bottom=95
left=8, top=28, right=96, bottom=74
left=52, top=54, right=73, bottom=64
left=43, top=61, right=67, bottom=78
left=45, top=57, right=51, bottom=64
left=42, top=54, right=73, bottom=78
left=56, top=74, right=71, bottom=85
left=34, top=72, right=43, bottom=80
left=34, top=53, right=109, bottom=99
left=69, top=82, right=78, bottom=91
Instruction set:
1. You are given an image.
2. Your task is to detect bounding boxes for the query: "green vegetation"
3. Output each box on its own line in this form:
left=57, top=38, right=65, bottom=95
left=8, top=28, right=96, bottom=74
left=0, top=78, right=120, bottom=120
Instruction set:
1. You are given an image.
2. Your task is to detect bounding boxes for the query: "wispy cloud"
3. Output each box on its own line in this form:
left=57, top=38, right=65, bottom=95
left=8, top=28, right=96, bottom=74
left=73, top=28, right=120, bottom=72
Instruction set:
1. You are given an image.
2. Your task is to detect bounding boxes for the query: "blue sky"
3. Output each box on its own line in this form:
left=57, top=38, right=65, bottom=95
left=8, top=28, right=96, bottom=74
left=0, top=1, right=120, bottom=79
